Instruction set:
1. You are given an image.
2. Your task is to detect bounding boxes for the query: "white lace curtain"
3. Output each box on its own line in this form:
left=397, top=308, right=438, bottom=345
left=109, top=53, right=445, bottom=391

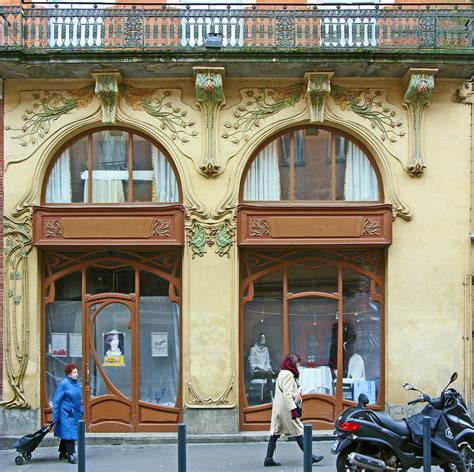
left=152, top=147, right=179, bottom=202
left=45, top=149, right=72, bottom=203
left=243, top=140, right=280, bottom=201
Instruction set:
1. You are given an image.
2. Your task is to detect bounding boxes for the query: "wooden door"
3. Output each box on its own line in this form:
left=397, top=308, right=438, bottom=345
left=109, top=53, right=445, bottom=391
left=84, top=293, right=136, bottom=432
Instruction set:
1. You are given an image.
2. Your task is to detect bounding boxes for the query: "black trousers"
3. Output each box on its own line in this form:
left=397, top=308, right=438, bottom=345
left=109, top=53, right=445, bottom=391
left=58, top=439, right=75, bottom=455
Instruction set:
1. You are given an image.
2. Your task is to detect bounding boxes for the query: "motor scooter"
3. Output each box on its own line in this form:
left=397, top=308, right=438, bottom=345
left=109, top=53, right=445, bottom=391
left=332, top=372, right=474, bottom=471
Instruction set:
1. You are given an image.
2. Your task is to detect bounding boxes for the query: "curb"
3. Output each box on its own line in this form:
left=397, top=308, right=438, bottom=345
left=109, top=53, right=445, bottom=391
left=0, top=432, right=335, bottom=450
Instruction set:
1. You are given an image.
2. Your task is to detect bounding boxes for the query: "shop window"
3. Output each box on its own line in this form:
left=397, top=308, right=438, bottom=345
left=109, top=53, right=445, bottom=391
left=241, top=250, right=383, bottom=407
left=44, top=129, right=179, bottom=204
left=242, top=127, right=380, bottom=202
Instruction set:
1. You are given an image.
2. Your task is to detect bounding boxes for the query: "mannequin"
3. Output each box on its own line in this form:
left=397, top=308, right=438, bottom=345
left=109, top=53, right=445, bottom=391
left=249, top=333, right=275, bottom=397
left=328, top=321, right=356, bottom=376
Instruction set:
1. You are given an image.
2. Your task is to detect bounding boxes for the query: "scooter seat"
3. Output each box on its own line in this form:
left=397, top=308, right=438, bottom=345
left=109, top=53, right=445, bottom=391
left=376, top=413, right=410, bottom=436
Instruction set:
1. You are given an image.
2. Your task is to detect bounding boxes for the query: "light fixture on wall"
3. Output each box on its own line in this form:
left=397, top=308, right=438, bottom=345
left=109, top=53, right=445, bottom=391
left=205, top=32, right=223, bottom=49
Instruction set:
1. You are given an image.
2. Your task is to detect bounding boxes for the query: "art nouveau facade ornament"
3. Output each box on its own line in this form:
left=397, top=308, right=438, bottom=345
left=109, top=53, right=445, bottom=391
left=92, top=71, right=122, bottom=125
left=402, top=68, right=438, bottom=178
left=304, top=71, right=334, bottom=123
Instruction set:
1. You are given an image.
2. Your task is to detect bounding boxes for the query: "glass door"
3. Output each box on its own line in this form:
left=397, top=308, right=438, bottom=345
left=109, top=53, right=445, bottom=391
left=85, top=294, right=136, bottom=432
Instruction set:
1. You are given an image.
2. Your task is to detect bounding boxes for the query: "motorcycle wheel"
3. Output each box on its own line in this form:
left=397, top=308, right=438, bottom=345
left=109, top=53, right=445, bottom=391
left=461, top=444, right=474, bottom=472
left=441, top=445, right=474, bottom=472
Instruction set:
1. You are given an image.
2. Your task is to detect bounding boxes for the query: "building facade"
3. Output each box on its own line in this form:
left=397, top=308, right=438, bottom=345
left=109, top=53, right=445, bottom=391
left=0, top=0, right=473, bottom=434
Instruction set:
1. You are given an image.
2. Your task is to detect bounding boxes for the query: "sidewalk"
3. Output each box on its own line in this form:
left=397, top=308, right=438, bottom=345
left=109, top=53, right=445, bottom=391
left=0, top=440, right=443, bottom=471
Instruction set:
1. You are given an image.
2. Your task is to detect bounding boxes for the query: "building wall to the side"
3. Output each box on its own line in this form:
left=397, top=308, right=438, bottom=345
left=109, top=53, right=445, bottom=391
left=0, top=75, right=471, bottom=433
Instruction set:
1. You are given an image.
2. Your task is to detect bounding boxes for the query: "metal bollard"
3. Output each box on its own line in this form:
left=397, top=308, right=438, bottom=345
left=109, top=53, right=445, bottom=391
left=423, top=416, right=431, bottom=472
left=77, top=420, right=85, bottom=472
left=178, top=423, right=186, bottom=472
left=303, top=423, right=312, bottom=472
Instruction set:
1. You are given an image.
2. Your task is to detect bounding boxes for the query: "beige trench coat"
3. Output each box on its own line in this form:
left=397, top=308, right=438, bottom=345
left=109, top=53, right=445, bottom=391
left=270, top=369, right=304, bottom=437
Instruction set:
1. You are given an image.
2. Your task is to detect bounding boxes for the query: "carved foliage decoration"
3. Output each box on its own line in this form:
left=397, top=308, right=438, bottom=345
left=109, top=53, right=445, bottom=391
left=194, top=67, right=226, bottom=178
left=222, top=84, right=304, bottom=145
left=361, top=218, right=381, bottom=236
left=92, top=71, right=122, bottom=124
left=0, top=215, right=33, bottom=409
left=305, top=72, right=334, bottom=123
left=186, top=217, right=235, bottom=259
left=332, top=85, right=406, bottom=144
left=402, top=68, right=438, bottom=177
left=186, top=372, right=235, bottom=407
left=5, top=86, right=95, bottom=148
left=249, top=218, right=271, bottom=237
left=45, top=219, right=64, bottom=238
left=121, top=84, right=198, bottom=145
left=150, top=219, right=171, bottom=238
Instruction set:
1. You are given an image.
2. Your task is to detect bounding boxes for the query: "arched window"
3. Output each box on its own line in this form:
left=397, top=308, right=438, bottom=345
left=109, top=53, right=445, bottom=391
left=44, top=129, right=180, bottom=204
left=242, top=127, right=381, bottom=202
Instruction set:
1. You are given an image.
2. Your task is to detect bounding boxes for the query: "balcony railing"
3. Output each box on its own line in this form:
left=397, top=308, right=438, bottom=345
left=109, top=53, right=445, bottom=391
left=0, top=3, right=472, bottom=52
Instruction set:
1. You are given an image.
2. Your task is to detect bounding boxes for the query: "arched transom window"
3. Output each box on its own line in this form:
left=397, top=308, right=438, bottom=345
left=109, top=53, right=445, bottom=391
left=242, top=127, right=381, bottom=202
left=44, top=129, right=179, bottom=204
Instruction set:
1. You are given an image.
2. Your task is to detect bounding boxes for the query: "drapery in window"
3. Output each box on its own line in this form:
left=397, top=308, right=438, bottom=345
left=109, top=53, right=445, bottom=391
left=343, top=140, right=378, bottom=201
left=243, top=140, right=280, bottom=201
left=45, top=150, right=72, bottom=203
left=152, top=147, right=179, bottom=203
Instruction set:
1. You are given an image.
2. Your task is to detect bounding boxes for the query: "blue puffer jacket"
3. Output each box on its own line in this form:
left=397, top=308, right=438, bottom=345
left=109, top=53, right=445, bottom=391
left=52, top=376, right=83, bottom=441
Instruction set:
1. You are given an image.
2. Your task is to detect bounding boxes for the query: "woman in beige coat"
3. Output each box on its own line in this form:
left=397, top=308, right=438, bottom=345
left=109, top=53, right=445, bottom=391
left=264, top=352, right=324, bottom=467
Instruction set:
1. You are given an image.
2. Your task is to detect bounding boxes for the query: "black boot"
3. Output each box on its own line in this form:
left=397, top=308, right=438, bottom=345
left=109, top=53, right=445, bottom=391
left=264, top=435, right=281, bottom=467
left=58, top=452, right=67, bottom=460
left=67, top=454, right=77, bottom=464
left=295, top=435, right=324, bottom=464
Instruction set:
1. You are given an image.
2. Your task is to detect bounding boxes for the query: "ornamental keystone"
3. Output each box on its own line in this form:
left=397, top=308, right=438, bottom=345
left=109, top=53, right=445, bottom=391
left=304, top=71, right=334, bottom=123
left=92, top=71, right=122, bottom=124
left=402, top=68, right=438, bottom=177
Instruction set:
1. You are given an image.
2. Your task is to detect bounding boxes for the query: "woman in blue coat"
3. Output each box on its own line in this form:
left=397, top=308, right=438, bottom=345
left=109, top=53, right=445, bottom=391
left=52, top=363, right=83, bottom=464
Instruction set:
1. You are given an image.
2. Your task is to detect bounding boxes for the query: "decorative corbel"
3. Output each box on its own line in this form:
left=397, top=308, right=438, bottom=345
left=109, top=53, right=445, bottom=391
left=92, top=71, right=122, bottom=124
left=194, top=67, right=226, bottom=178
left=455, top=80, right=474, bottom=104
left=402, top=68, right=438, bottom=177
left=304, top=71, right=334, bottom=122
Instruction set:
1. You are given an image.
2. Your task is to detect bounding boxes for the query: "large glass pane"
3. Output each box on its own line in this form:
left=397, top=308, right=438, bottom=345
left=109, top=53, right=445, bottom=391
left=46, top=137, right=88, bottom=203
left=45, top=271, right=83, bottom=405
left=243, top=137, right=289, bottom=201
left=288, top=297, right=338, bottom=396
left=90, top=302, right=132, bottom=398
left=139, top=272, right=179, bottom=406
left=288, top=262, right=338, bottom=294
left=243, top=271, right=283, bottom=405
left=132, top=134, right=153, bottom=202
left=342, top=270, right=381, bottom=404
left=86, top=266, right=135, bottom=295
left=89, top=130, right=128, bottom=203
left=335, top=135, right=379, bottom=201
left=294, top=128, right=332, bottom=201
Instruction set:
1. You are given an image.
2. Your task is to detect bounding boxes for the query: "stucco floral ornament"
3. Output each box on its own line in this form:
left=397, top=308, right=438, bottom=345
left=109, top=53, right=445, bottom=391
left=5, top=86, right=95, bottom=147
left=331, top=85, right=406, bottom=144
left=0, top=215, right=33, bottom=409
left=222, top=84, right=304, bottom=145
left=121, top=84, right=198, bottom=145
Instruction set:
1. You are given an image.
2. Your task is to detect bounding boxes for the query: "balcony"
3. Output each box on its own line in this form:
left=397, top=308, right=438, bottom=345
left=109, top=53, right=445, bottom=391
left=0, top=2, right=473, bottom=79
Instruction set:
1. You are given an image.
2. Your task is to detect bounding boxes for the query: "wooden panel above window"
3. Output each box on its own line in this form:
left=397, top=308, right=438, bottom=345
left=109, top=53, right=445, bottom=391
left=237, top=205, right=392, bottom=247
left=33, top=206, right=184, bottom=247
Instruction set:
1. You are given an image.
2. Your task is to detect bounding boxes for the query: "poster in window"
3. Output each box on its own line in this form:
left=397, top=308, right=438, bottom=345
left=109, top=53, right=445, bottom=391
left=69, top=333, right=82, bottom=358
left=51, top=333, right=68, bottom=357
left=103, top=331, right=125, bottom=366
left=151, top=332, right=168, bottom=357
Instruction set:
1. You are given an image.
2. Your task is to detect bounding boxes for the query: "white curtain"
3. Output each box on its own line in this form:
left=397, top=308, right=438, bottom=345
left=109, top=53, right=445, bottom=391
left=344, top=141, right=378, bottom=201
left=152, top=147, right=178, bottom=202
left=83, top=172, right=126, bottom=203
left=243, top=140, right=280, bottom=200
left=45, top=150, right=72, bottom=203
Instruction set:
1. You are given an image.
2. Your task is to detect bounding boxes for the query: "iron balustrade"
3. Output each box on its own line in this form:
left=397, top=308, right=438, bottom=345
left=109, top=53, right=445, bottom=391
left=0, top=3, right=472, bottom=51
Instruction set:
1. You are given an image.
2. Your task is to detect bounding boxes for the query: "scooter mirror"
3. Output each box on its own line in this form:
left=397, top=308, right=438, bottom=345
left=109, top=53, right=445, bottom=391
left=450, top=372, right=458, bottom=383
left=403, top=383, right=414, bottom=391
